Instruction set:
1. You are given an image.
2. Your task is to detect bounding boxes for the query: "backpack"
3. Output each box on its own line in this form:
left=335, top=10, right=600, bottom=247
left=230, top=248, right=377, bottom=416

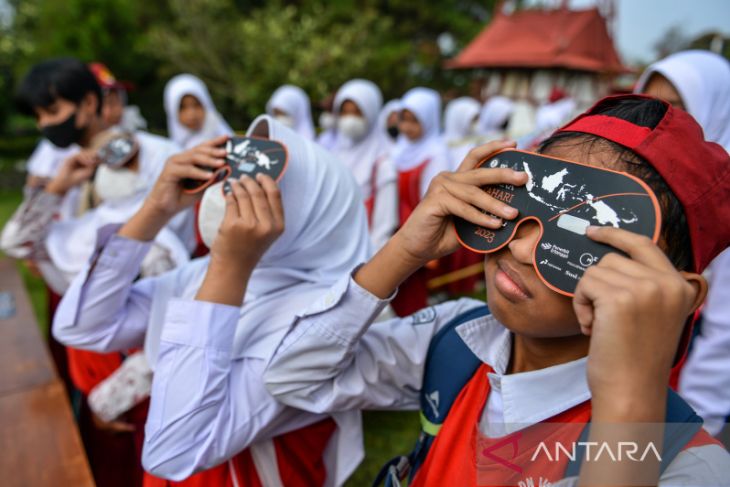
left=373, top=305, right=704, bottom=487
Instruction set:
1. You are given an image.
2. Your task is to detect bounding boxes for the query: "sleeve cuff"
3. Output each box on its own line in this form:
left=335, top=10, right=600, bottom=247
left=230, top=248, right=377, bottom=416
left=350, top=269, right=398, bottom=303
left=95, top=224, right=153, bottom=271
left=160, top=298, right=240, bottom=353
left=298, top=265, right=395, bottom=318
left=36, top=190, right=63, bottom=207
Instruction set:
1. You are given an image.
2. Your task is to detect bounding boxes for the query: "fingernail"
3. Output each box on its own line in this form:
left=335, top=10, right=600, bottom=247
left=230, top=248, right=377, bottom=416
left=504, top=207, right=518, bottom=218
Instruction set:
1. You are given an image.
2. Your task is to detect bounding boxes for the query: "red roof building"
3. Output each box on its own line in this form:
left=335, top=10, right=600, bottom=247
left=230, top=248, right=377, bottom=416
left=447, top=5, right=626, bottom=137
left=449, top=7, right=626, bottom=73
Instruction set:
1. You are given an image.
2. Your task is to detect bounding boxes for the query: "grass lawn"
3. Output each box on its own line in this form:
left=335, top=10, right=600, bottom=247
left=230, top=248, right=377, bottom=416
left=345, top=410, right=421, bottom=486
left=0, top=186, right=421, bottom=485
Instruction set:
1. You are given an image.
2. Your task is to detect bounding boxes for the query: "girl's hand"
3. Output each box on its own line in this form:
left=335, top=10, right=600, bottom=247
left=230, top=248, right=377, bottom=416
left=46, top=150, right=99, bottom=195
left=196, top=174, right=285, bottom=306
left=355, top=140, right=526, bottom=299
left=575, top=226, right=706, bottom=418
left=574, top=226, right=706, bottom=486
left=393, top=140, right=526, bottom=266
left=210, top=174, right=285, bottom=271
left=144, top=136, right=228, bottom=219
left=119, top=136, right=227, bottom=242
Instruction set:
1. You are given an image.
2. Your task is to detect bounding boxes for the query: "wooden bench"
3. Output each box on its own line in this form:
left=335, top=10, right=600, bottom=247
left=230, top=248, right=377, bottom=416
left=0, top=258, right=94, bottom=486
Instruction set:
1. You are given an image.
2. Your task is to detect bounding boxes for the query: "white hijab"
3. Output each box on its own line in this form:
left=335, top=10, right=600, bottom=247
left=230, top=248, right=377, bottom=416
left=392, top=87, right=448, bottom=171
left=635, top=50, right=730, bottom=150
left=444, top=97, right=481, bottom=141
left=266, top=85, right=316, bottom=140
left=478, top=96, right=515, bottom=136
left=44, top=133, right=190, bottom=292
left=146, top=115, right=371, bottom=363
left=443, top=97, right=483, bottom=170
left=164, top=74, right=233, bottom=149
left=534, top=97, right=577, bottom=133
left=378, top=99, right=402, bottom=138
left=332, top=79, right=392, bottom=198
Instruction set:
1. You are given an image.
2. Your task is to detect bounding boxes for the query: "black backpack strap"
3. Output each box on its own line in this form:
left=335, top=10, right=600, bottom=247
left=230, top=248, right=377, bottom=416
left=419, top=305, right=489, bottom=426
left=372, top=304, right=490, bottom=487
left=564, top=388, right=704, bottom=478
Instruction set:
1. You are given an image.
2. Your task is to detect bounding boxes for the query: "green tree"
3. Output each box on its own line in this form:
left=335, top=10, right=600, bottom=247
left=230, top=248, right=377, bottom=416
left=144, top=0, right=496, bottom=128
left=2, top=0, right=172, bottom=131
left=3, top=0, right=498, bottom=133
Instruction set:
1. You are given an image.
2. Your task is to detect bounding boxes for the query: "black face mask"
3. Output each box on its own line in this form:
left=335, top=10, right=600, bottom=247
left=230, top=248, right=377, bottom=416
left=41, top=111, right=85, bottom=148
left=387, top=125, right=399, bottom=139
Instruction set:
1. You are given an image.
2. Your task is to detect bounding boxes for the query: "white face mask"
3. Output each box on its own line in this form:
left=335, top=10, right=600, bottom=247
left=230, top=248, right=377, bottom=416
left=337, top=115, right=369, bottom=141
left=93, top=164, right=143, bottom=202
left=197, top=181, right=226, bottom=248
left=319, top=112, right=336, bottom=131
left=275, top=114, right=295, bottom=129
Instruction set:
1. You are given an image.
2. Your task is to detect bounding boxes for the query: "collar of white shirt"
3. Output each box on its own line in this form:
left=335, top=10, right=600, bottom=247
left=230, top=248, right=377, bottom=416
left=455, top=314, right=591, bottom=434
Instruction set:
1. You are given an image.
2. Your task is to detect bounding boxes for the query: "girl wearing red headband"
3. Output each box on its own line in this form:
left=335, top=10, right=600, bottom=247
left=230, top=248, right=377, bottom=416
left=264, top=95, right=730, bottom=486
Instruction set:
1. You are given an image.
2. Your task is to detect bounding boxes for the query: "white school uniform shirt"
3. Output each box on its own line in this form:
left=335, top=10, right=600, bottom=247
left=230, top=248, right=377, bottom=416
left=25, top=138, right=81, bottom=221
left=53, top=116, right=371, bottom=485
left=164, top=74, right=234, bottom=150
left=332, top=79, right=398, bottom=251
left=26, top=138, right=78, bottom=178
left=2, top=131, right=193, bottom=294
left=263, top=271, right=730, bottom=486
left=45, top=132, right=196, bottom=277
left=392, top=87, right=451, bottom=198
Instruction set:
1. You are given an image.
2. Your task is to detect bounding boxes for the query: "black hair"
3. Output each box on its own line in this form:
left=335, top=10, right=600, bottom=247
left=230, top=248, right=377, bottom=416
left=16, top=57, right=102, bottom=116
left=539, top=97, right=693, bottom=271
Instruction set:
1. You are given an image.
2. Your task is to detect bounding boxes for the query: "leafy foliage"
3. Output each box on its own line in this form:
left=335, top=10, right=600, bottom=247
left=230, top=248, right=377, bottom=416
left=2, top=0, right=495, bottom=131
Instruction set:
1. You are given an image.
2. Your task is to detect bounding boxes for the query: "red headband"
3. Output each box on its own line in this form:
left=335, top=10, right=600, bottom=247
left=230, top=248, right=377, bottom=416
left=561, top=115, right=651, bottom=149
